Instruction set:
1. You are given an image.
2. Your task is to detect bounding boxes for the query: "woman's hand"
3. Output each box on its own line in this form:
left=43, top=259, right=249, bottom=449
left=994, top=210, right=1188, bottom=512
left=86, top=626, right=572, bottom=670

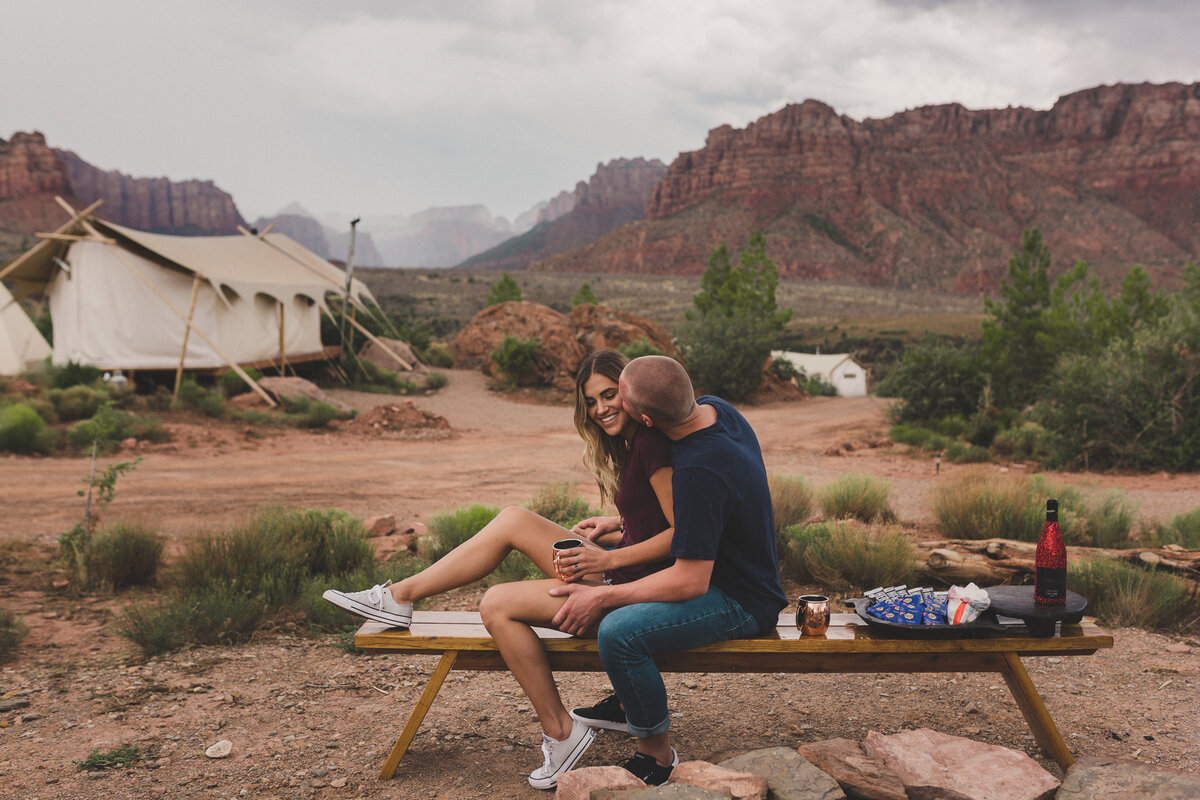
left=553, top=538, right=610, bottom=583
left=571, top=515, right=622, bottom=542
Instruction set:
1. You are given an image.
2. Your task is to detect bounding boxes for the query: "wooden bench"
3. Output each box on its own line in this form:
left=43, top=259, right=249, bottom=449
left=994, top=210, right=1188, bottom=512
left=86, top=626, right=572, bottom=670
left=355, top=611, right=1113, bottom=780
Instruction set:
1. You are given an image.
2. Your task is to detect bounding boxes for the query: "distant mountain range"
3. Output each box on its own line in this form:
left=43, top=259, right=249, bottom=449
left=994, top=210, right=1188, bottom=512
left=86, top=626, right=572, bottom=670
left=4, top=81, right=1198, bottom=290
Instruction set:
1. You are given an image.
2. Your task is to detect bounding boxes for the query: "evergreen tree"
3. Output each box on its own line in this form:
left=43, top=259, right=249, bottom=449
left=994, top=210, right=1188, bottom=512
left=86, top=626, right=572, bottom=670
left=487, top=272, right=522, bottom=306
left=572, top=282, right=598, bottom=307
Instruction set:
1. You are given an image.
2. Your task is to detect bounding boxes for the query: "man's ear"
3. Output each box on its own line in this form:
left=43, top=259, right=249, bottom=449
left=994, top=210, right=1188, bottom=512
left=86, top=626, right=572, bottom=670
left=640, top=414, right=653, bottom=428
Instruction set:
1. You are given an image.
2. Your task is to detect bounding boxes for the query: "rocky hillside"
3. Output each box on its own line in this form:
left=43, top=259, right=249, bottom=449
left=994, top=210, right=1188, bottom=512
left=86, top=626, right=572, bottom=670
left=532, top=82, right=1200, bottom=292
left=0, top=131, right=244, bottom=241
left=460, top=157, right=667, bottom=271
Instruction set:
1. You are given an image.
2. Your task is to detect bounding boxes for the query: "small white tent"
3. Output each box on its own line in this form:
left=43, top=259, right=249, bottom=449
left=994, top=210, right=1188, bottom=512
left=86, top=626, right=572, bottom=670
left=771, top=350, right=868, bottom=397
left=0, top=200, right=384, bottom=385
left=0, top=280, right=51, bottom=375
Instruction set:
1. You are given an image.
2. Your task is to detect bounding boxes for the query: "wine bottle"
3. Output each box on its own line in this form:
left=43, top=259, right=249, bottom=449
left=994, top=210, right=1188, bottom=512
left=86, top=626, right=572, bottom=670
left=1034, top=498, right=1067, bottom=605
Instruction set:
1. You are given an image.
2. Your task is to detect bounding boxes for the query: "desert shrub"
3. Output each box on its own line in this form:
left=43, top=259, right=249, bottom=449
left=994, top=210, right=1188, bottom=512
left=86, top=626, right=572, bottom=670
left=117, top=589, right=266, bottom=656
left=1143, top=509, right=1200, bottom=549
left=176, top=376, right=225, bottom=418
left=423, top=504, right=500, bottom=563
left=487, top=272, right=522, bottom=305
left=294, top=400, right=339, bottom=428
left=875, top=338, right=984, bottom=425
left=801, top=524, right=916, bottom=592
left=423, top=343, right=455, bottom=368
left=933, top=415, right=969, bottom=438
left=170, top=507, right=375, bottom=609
left=526, top=483, right=593, bottom=529
left=353, top=359, right=419, bottom=394
left=0, top=403, right=55, bottom=454
left=48, top=360, right=102, bottom=389
left=932, top=472, right=1135, bottom=546
left=817, top=474, right=894, bottom=523
left=74, top=744, right=158, bottom=771
left=572, top=282, right=598, bottom=307
left=85, top=523, right=163, bottom=590
left=777, top=522, right=833, bottom=583
left=490, top=336, right=541, bottom=385
left=768, top=357, right=799, bottom=383
left=798, top=373, right=838, bottom=397
left=991, top=422, right=1053, bottom=462
left=67, top=404, right=167, bottom=452
left=888, top=424, right=949, bottom=452
left=423, top=371, right=448, bottom=390
left=0, top=605, right=26, bottom=660
left=769, top=474, right=814, bottom=534
left=618, top=339, right=665, bottom=360
left=21, top=396, right=58, bottom=425
left=1069, top=559, right=1197, bottom=630
left=944, top=441, right=992, bottom=464
left=47, top=384, right=105, bottom=421
left=217, top=367, right=263, bottom=399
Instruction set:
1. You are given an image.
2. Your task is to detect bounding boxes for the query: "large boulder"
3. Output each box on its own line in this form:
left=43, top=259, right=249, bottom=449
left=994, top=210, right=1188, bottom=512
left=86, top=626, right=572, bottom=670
left=449, top=301, right=587, bottom=390
left=670, top=760, right=768, bottom=799
left=256, top=376, right=351, bottom=412
left=718, top=747, right=845, bottom=800
left=569, top=303, right=679, bottom=358
left=862, top=729, right=1058, bottom=800
left=358, top=336, right=424, bottom=374
left=796, top=738, right=907, bottom=800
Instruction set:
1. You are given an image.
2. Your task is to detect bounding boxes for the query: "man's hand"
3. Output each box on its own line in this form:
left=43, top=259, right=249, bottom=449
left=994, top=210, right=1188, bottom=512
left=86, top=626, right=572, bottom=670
left=549, top=582, right=610, bottom=636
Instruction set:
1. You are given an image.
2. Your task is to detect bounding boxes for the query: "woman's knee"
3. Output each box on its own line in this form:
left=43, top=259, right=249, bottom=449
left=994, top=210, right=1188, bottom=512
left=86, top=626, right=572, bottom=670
left=479, top=584, right=511, bottom=628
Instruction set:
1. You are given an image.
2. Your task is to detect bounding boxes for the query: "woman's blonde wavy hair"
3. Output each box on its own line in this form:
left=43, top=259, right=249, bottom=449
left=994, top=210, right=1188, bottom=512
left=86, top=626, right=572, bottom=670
left=573, top=349, right=631, bottom=506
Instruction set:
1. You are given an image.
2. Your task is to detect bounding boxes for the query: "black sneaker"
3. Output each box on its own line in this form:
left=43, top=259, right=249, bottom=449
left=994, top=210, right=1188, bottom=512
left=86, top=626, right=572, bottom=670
left=622, top=748, right=678, bottom=786
left=570, top=693, right=629, bottom=732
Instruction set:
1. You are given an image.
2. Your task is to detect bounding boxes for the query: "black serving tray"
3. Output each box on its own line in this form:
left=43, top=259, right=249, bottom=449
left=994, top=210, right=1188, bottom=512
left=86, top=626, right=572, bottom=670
left=985, top=586, right=1088, bottom=638
left=845, top=597, right=1004, bottom=638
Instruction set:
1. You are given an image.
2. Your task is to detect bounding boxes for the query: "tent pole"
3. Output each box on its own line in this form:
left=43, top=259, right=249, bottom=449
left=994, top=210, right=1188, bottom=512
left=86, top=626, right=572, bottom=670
left=0, top=198, right=104, bottom=283
left=100, top=242, right=277, bottom=408
left=174, top=275, right=202, bottom=399
left=342, top=312, right=413, bottom=371
left=278, top=302, right=287, bottom=374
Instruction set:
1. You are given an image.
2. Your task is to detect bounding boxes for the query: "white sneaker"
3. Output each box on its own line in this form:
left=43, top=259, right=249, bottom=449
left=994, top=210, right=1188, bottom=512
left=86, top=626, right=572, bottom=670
left=322, top=580, right=413, bottom=628
left=527, top=720, right=597, bottom=790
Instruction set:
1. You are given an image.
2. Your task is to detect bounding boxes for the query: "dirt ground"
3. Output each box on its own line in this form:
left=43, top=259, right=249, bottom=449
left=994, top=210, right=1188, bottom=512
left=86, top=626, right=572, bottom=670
left=0, top=368, right=1197, bottom=799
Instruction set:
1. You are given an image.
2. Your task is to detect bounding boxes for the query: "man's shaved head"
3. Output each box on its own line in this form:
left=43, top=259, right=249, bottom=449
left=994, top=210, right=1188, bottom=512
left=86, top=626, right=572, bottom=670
left=620, top=356, right=696, bottom=427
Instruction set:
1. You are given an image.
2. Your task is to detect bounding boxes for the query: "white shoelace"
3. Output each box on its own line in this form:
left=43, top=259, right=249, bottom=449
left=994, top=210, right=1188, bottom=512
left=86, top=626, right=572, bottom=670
left=367, top=580, right=392, bottom=609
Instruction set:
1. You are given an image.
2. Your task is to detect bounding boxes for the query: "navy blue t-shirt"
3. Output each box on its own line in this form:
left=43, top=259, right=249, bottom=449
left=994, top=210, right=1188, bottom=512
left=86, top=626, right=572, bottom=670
left=668, top=396, right=786, bottom=632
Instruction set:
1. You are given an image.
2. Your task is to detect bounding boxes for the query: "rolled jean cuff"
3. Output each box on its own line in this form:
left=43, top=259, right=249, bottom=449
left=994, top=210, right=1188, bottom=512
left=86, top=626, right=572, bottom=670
left=627, top=713, right=672, bottom=739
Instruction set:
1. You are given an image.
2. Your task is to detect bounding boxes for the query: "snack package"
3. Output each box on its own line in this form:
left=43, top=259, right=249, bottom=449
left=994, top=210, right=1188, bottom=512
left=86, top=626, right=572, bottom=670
left=946, top=582, right=990, bottom=624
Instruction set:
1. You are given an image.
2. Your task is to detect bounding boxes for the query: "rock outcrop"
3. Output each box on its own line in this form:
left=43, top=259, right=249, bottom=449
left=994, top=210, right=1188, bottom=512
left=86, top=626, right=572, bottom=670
left=532, top=82, right=1200, bottom=292
left=0, top=131, right=79, bottom=235
left=460, top=157, right=667, bottom=271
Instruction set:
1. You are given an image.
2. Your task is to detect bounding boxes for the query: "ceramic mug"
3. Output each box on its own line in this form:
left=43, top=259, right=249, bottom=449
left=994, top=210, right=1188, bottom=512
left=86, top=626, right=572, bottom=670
left=798, top=594, right=830, bottom=636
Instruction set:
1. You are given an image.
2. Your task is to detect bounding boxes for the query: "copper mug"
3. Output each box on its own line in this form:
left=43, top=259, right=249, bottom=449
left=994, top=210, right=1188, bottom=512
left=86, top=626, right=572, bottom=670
left=798, top=594, right=830, bottom=636
left=552, top=538, right=584, bottom=582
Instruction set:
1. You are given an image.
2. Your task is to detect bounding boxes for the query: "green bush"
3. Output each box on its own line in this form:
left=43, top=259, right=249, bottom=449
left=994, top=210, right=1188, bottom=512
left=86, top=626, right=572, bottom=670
left=117, top=589, right=266, bottom=656
left=423, top=371, right=448, bottom=391
left=86, top=523, right=163, bottom=590
left=74, top=744, right=157, bottom=771
left=0, top=403, right=55, bottom=454
left=778, top=522, right=833, bottom=583
left=67, top=404, right=168, bottom=452
left=769, top=474, right=813, bottom=534
left=1069, top=559, right=1197, bottom=631
left=888, top=424, right=949, bottom=451
left=944, top=441, right=992, bottom=464
left=21, top=396, right=58, bottom=425
left=170, top=507, right=376, bottom=609
left=48, top=360, right=102, bottom=389
left=423, top=344, right=455, bottom=368
left=1144, top=509, right=1200, bottom=549
left=48, top=384, right=105, bottom=421
left=801, top=523, right=916, bottom=592
left=526, top=483, right=594, bottom=529
left=798, top=374, right=838, bottom=397
left=352, top=359, right=419, bottom=394
left=490, top=336, right=541, bottom=385
left=768, top=357, right=799, bottom=383
left=618, top=339, right=666, bottom=360
left=992, top=422, right=1053, bottom=462
left=423, top=504, right=500, bottom=563
left=874, top=338, right=985, bottom=425
left=217, top=367, right=263, bottom=399
left=572, top=282, right=598, bottom=307
left=487, top=272, right=522, bottom=305
left=175, top=377, right=225, bottom=418
left=817, top=474, right=894, bottom=523
left=0, top=605, right=26, bottom=661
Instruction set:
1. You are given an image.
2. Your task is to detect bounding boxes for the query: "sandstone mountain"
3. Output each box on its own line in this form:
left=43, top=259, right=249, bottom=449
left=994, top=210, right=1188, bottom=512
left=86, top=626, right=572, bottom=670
left=460, top=157, right=668, bottom=272
left=0, top=131, right=244, bottom=243
left=531, top=82, right=1200, bottom=293
left=252, top=203, right=383, bottom=267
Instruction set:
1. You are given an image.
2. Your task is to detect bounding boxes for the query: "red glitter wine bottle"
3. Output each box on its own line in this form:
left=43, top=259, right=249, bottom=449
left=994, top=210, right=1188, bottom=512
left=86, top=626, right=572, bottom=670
left=1034, top=499, right=1066, bottom=605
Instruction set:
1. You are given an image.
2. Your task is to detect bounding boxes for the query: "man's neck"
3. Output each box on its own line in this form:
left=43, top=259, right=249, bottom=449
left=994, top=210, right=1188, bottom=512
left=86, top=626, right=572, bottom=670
left=660, top=402, right=717, bottom=441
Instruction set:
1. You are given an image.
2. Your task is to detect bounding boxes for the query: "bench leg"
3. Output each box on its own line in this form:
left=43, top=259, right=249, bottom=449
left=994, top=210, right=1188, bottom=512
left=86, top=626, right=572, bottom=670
left=999, top=652, right=1074, bottom=770
left=378, top=650, right=459, bottom=780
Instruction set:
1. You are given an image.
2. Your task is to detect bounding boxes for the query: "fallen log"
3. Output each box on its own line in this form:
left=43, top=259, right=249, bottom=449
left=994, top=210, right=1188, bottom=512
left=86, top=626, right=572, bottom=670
left=913, top=538, right=1200, bottom=586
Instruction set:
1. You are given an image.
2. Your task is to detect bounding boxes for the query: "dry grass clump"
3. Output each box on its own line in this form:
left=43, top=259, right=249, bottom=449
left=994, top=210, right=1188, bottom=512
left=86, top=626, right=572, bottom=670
left=781, top=521, right=915, bottom=592
left=817, top=473, right=895, bottom=523
left=1069, top=559, right=1198, bottom=631
left=769, top=474, right=814, bottom=533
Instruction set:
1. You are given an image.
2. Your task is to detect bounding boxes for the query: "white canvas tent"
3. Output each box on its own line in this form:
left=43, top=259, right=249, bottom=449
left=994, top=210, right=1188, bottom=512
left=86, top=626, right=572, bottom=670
left=0, top=199, right=397, bottom=403
left=771, top=350, right=868, bottom=397
left=0, top=280, right=50, bottom=375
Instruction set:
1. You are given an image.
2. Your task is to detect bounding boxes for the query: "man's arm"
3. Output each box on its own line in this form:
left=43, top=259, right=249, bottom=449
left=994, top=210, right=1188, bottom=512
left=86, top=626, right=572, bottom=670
left=549, top=558, right=713, bottom=636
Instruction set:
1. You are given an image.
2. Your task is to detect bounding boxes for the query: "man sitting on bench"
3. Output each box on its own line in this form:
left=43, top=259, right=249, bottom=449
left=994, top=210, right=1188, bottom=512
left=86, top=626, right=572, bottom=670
left=551, top=355, right=787, bottom=786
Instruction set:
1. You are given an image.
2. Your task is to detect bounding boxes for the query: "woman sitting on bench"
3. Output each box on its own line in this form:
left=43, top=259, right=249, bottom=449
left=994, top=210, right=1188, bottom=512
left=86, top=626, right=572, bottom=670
left=324, top=348, right=674, bottom=789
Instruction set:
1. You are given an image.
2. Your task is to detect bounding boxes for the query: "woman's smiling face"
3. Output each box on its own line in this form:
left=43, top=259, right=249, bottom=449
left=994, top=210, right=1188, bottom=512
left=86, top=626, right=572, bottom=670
left=583, top=372, right=634, bottom=440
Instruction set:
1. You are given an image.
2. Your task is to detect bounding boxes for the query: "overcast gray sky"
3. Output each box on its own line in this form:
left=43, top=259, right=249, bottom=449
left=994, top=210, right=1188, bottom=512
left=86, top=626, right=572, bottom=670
left=3, top=1, right=1197, bottom=224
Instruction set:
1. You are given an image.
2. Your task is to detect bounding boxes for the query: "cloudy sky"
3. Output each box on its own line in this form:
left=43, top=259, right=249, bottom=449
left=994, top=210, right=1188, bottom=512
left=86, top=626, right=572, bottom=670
left=3, top=1, right=1197, bottom=225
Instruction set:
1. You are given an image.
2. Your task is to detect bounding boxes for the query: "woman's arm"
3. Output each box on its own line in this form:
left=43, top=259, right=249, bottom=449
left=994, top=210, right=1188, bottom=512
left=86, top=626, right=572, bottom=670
left=562, top=466, right=674, bottom=577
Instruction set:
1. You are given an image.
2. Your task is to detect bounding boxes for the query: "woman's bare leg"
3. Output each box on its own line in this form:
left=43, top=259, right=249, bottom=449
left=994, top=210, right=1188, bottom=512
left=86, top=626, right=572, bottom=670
left=480, top=578, right=579, bottom=741
left=390, top=507, right=566, bottom=604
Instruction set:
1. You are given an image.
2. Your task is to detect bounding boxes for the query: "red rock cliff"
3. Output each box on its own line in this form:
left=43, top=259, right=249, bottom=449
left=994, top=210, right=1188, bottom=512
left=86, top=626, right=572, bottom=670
left=534, top=83, right=1200, bottom=292
left=0, top=131, right=79, bottom=235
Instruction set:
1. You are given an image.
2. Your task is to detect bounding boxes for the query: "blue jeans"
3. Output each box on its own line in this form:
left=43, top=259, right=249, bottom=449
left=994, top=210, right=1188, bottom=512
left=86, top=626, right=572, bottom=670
left=596, top=586, right=761, bottom=738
